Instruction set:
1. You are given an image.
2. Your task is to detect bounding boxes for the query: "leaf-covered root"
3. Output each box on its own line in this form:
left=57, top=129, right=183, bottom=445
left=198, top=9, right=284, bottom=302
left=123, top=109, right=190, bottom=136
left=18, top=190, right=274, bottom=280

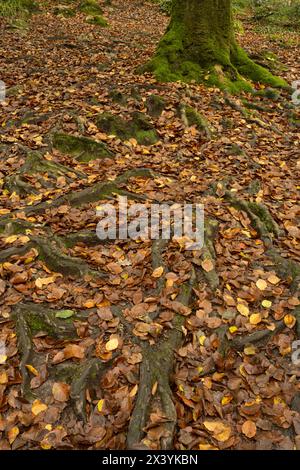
left=70, top=358, right=113, bottom=420
left=52, top=133, right=114, bottom=163
left=13, top=303, right=77, bottom=395
left=179, top=104, right=212, bottom=139
left=225, top=190, right=300, bottom=293
left=10, top=167, right=156, bottom=217
left=0, top=231, right=107, bottom=277
left=4, top=150, right=85, bottom=195
left=199, top=219, right=219, bottom=291
left=224, top=190, right=281, bottom=246
left=31, top=236, right=106, bottom=279
left=126, top=276, right=195, bottom=450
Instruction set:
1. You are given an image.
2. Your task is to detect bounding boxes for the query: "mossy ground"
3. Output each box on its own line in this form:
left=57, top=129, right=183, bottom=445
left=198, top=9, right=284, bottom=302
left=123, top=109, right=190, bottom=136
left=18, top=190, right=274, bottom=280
left=52, top=133, right=114, bottom=162
left=96, top=112, right=159, bottom=145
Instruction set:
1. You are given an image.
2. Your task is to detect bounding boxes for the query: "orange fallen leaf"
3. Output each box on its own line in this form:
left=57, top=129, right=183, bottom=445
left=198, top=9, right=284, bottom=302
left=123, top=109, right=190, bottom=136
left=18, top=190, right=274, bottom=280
left=8, top=426, right=19, bottom=445
left=152, top=266, right=164, bottom=278
left=241, top=420, right=257, bottom=438
left=256, top=279, right=267, bottom=291
left=284, top=314, right=296, bottom=328
left=105, top=338, right=119, bottom=351
left=201, top=258, right=214, bottom=272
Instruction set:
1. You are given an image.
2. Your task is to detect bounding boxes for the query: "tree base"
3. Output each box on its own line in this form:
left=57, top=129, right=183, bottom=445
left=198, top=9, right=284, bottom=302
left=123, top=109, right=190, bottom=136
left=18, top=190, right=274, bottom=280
left=142, top=43, right=287, bottom=94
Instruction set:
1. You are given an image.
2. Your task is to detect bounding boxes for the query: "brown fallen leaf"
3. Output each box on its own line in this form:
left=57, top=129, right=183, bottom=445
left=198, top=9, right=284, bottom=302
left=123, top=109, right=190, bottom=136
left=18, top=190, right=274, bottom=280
left=52, top=382, right=70, bottom=402
left=201, top=258, right=214, bottom=272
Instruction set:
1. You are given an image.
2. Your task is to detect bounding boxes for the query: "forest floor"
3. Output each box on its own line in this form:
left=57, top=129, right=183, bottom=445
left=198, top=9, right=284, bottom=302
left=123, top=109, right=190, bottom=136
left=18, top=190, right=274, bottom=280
left=0, top=0, right=300, bottom=450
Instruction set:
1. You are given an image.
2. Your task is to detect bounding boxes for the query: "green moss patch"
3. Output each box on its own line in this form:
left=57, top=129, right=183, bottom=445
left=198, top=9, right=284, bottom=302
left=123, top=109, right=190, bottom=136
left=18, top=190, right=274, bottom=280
left=79, top=0, right=103, bottom=15
left=96, top=112, right=159, bottom=145
left=52, top=133, right=114, bottom=162
left=86, top=14, right=108, bottom=26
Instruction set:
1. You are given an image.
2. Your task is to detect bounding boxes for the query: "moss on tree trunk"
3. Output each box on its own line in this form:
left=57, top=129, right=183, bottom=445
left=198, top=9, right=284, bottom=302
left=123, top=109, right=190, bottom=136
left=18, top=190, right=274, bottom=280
left=144, top=0, right=287, bottom=92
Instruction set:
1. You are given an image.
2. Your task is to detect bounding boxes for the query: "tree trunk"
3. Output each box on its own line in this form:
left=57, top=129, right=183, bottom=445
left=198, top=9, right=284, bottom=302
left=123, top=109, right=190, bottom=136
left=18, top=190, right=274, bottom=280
left=144, top=0, right=286, bottom=91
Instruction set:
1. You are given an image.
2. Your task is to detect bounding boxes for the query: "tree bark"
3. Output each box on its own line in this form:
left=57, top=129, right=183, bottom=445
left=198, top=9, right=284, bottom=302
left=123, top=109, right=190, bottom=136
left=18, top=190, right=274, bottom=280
left=144, top=0, right=286, bottom=91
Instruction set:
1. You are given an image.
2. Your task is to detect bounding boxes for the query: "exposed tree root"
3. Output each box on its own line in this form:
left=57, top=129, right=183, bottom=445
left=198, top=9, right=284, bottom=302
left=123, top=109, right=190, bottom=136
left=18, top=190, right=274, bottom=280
left=127, top=273, right=196, bottom=449
left=6, top=167, right=155, bottom=217
left=70, top=358, right=114, bottom=420
left=31, top=236, right=106, bottom=278
left=4, top=151, right=85, bottom=195
left=200, top=219, right=219, bottom=291
left=13, top=303, right=77, bottom=395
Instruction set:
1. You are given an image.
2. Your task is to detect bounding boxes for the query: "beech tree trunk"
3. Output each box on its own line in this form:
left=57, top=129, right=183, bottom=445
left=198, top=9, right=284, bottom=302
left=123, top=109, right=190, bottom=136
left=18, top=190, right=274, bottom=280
left=145, top=0, right=286, bottom=91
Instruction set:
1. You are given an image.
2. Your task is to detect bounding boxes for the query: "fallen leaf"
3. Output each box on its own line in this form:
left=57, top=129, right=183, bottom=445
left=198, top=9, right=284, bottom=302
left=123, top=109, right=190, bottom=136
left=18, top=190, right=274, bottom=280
left=8, top=426, right=19, bottom=445
left=241, top=420, right=257, bottom=438
left=32, top=399, right=48, bottom=416
left=237, top=304, right=249, bottom=317
left=201, top=258, right=214, bottom=272
left=52, top=382, right=70, bottom=402
left=152, top=266, right=164, bottom=278
left=284, top=314, right=296, bottom=328
left=203, top=420, right=231, bottom=442
left=105, top=338, right=119, bottom=351
left=256, top=279, right=267, bottom=291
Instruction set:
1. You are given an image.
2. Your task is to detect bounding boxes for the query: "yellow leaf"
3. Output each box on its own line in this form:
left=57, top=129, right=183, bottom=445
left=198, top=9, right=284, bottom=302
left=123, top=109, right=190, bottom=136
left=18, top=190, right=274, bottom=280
left=35, top=276, right=56, bottom=288
left=4, top=235, right=18, bottom=244
left=229, top=326, right=238, bottom=334
left=8, top=426, right=19, bottom=445
left=32, top=399, right=47, bottom=416
left=267, top=274, right=280, bottom=285
left=237, top=304, right=249, bottom=317
left=274, top=396, right=286, bottom=405
left=0, top=371, right=8, bottom=384
left=262, top=299, right=272, bottom=308
left=244, top=345, right=256, bottom=355
left=199, top=335, right=206, bottom=346
left=256, top=279, right=267, bottom=291
left=130, top=384, right=139, bottom=397
left=284, top=314, right=296, bottom=329
left=221, top=395, right=232, bottom=406
left=45, top=424, right=52, bottom=431
left=152, top=266, right=164, bottom=278
left=25, top=364, right=39, bottom=376
left=203, top=421, right=231, bottom=442
left=241, top=420, right=256, bottom=438
left=151, top=381, right=158, bottom=396
left=40, top=440, right=52, bottom=450
left=105, top=337, right=119, bottom=351
left=249, top=313, right=262, bottom=325
left=97, top=399, right=105, bottom=412
left=199, top=443, right=218, bottom=450
left=0, top=354, right=7, bottom=365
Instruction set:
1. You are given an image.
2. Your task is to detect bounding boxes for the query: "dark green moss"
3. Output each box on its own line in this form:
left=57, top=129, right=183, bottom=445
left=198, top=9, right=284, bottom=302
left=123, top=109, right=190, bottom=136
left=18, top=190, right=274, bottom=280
left=52, top=133, right=114, bottom=162
left=79, top=0, right=103, bottom=15
left=96, top=112, right=159, bottom=145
